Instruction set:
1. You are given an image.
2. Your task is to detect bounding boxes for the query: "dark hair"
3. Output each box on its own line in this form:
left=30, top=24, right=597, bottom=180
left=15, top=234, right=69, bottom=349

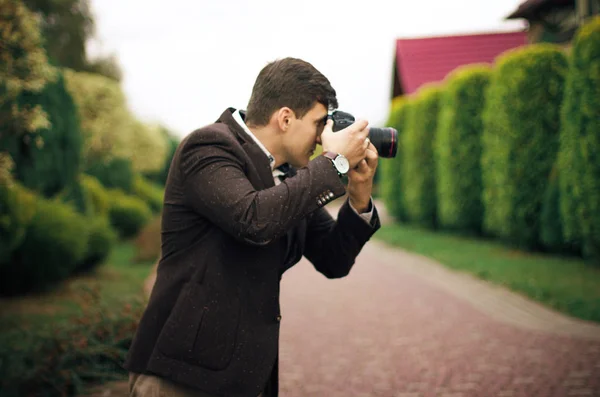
left=245, top=57, right=338, bottom=126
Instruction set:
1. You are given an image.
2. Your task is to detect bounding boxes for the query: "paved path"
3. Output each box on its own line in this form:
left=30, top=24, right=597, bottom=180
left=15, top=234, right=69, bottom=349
left=87, top=201, right=600, bottom=396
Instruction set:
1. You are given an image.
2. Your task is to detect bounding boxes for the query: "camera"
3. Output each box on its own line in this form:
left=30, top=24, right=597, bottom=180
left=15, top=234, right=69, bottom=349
left=329, top=110, right=398, bottom=158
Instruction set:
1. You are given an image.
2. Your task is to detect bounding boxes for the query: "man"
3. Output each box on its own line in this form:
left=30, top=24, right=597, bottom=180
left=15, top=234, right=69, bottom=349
left=125, top=57, right=381, bottom=397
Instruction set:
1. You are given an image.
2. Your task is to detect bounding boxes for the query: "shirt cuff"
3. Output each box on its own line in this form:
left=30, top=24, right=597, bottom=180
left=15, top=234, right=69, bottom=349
left=348, top=197, right=374, bottom=224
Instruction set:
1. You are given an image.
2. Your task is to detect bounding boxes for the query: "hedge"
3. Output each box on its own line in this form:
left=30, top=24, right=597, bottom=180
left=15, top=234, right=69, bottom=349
left=380, top=97, right=409, bottom=222
left=1, top=195, right=90, bottom=295
left=402, top=85, right=442, bottom=228
left=481, top=44, right=568, bottom=248
left=4, top=70, right=84, bottom=198
left=107, top=189, right=153, bottom=239
left=435, top=65, right=491, bottom=234
left=559, top=16, right=600, bottom=263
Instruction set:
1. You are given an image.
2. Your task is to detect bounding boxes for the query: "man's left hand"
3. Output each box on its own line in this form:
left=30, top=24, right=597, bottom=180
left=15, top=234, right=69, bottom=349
left=347, top=140, right=379, bottom=213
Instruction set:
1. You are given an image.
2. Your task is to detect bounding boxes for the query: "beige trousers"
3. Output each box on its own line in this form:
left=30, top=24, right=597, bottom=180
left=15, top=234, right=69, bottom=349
left=129, top=373, right=263, bottom=397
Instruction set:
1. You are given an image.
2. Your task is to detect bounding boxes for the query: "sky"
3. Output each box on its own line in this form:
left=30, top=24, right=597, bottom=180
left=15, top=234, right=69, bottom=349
left=88, top=0, right=526, bottom=137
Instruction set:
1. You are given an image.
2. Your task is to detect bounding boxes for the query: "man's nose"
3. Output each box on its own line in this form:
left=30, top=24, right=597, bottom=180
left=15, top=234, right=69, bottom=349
left=316, top=135, right=322, bottom=145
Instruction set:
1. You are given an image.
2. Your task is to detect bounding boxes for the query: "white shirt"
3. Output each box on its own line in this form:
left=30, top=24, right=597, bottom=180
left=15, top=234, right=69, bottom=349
left=232, top=109, right=374, bottom=224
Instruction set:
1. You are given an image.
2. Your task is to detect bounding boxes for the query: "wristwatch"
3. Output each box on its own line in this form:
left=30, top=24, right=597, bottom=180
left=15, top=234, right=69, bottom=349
left=322, top=151, right=350, bottom=177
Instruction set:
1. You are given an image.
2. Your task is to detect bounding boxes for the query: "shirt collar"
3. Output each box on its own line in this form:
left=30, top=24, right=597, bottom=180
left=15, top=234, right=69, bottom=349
left=232, top=109, right=277, bottom=171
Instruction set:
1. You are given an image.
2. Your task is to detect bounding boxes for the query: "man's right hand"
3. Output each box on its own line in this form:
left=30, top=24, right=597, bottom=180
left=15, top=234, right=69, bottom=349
left=320, top=118, right=370, bottom=169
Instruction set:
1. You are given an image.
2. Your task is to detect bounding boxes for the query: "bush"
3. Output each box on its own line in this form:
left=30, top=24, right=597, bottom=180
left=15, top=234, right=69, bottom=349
left=402, top=85, right=442, bottom=228
left=2, top=70, right=83, bottom=198
left=107, top=189, right=152, bottom=239
left=481, top=44, right=567, bottom=248
left=63, top=69, right=133, bottom=167
left=133, top=174, right=164, bottom=214
left=435, top=65, right=491, bottom=234
left=64, top=70, right=168, bottom=173
left=0, top=182, right=37, bottom=266
left=143, top=127, right=180, bottom=186
left=559, top=16, right=600, bottom=264
left=86, top=156, right=134, bottom=194
left=0, top=296, right=145, bottom=397
left=380, top=97, right=409, bottom=222
left=77, top=216, right=117, bottom=273
left=540, top=163, right=570, bottom=252
left=1, top=197, right=90, bottom=295
left=0, top=0, right=56, bottom=138
left=81, top=173, right=110, bottom=217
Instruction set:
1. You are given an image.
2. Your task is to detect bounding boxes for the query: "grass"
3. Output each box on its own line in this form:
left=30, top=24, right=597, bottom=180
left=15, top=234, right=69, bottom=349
left=375, top=223, right=600, bottom=324
left=0, top=242, right=154, bottom=337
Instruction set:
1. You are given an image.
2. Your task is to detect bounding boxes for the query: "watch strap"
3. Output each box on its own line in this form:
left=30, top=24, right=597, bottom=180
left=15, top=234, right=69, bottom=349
left=322, top=151, right=344, bottom=178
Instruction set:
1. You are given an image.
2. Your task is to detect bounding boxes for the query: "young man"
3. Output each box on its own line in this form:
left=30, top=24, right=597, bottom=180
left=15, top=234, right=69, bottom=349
left=125, top=57, right=381, bottom=397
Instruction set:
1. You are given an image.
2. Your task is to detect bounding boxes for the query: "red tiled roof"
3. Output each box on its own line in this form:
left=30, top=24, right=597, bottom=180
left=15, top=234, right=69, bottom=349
left=393, top=31, right=528, bottom=96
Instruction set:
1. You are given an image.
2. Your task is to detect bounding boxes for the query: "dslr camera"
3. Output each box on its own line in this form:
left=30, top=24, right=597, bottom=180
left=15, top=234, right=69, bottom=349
left=329, top=110, right=398, bottom=158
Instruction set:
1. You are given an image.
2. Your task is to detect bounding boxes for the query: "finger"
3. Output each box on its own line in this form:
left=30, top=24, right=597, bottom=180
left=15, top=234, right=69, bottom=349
left=363, top=137, right=370, bottom=149
left=367, top=142, right=378, bottom=154
left=364, top=148, right=378, bottom=168
left=353, top=159, right=369, bottom=172
left=322, top=118, right=334, bottom=133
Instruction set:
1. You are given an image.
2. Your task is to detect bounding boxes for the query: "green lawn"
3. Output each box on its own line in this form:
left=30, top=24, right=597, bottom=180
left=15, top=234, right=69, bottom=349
left=375, top=224, right=600, bottom=323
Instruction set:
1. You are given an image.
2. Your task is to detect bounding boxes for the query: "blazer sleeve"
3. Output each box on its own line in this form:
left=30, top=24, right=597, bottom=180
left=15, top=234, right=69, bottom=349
left=302, top=199, right=381, bottom=279
left=179, top=132, right=346, bottom=246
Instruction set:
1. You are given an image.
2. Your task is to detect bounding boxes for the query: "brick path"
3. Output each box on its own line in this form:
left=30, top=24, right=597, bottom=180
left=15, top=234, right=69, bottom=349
left=86, top=201, right=600, bottom=396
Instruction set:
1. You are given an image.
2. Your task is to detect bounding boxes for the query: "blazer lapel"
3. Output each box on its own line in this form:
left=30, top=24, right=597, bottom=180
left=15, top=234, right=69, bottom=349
left=218, top=108, right=275, bottom=189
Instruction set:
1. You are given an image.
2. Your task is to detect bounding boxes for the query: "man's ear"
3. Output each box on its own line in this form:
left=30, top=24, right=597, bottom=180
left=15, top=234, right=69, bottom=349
left=275, top=107, right=294, bottom=132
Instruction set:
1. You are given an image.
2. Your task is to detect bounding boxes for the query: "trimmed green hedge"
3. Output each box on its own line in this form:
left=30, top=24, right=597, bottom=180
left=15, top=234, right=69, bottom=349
left=381, top=97, right=409, bottom=222
left=81, top=173, right=111, bottom=217
left=436, top=65, right=491, bottom=234
left=559, top=16, right=600, bottom=264
left=107, top=189, right=152, bottom=239
left=0, top=183, right=37, bottom=266
left=402, top=85, right=442, bottom=228
left=1, top=197, right=90, bottom=295
left=0, top=70, right=83, bottom=198
left=481, top=44, right=567, bottom=248
left=86, top=157, right=134, bottom=194
left=133, top=174, right=164, bottom=214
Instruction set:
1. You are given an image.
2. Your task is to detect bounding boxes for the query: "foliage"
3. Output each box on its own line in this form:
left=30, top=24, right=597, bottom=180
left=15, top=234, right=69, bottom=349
left=0, top=182, right=37, bottom=266
left=129, top=121, right=169, bottom=173
left=81, top=173, right=110, bottom=217
left=481, top=44, right=567, bottom=248
left=107, top=189, right=152, bottom=239
left=380, top=97, right=409, bottom=222
left=63, top=70, right=167, bottom=172
left=435, top=64, right=491, bottom=234
left=559, top=16, right=600, bottom=264
left=133, top=174, right=164, bottom=214
left=143, top=126, right=180, bottom=186
left=86, top=157, right=135, bottom=193
left=76, top=216, right=117, bottom=273
left=22, top=0, right=122, bottom=81
left=63, top=69, right=132, bottom=166
left=402, top=84, right=442, bottom=228
left=1, top=196, right=90, bottom=295
left=0, top=0, right=57, bottom=136
left=0, top=289, right=145, bottom=397
left=1, top=70, right=83, bottom=198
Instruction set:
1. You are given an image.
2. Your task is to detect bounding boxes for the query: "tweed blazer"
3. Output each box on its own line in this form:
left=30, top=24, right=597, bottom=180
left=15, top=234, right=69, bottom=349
left=124, top=108, right=380, bottom=397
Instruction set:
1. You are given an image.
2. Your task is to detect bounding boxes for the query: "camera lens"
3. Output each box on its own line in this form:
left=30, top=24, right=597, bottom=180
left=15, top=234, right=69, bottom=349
left=369, top=127, right=398, bottom=158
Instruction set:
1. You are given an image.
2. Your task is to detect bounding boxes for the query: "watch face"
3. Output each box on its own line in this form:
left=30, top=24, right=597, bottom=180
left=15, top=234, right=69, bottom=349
left=334, top=156, right=350, bottom=174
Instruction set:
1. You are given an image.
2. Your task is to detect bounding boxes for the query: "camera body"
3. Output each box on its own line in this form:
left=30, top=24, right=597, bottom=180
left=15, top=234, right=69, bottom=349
left=328, top=110, right=398, bottom=158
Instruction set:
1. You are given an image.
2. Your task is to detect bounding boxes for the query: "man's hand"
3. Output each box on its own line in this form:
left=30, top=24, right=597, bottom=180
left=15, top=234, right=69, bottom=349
left=320, top=118, right=370, bottom=169
left=347, top=142, right=379, bottom=213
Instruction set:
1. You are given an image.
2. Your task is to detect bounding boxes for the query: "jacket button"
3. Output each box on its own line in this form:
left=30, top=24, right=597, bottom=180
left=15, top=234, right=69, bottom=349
left=276, top=315, right=282, bottom=322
